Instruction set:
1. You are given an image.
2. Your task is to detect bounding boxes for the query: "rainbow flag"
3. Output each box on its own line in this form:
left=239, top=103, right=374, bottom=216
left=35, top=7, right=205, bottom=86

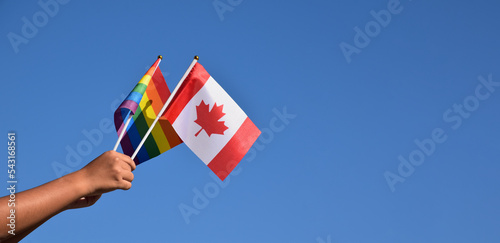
left=114, top=57, right=182, bottom=164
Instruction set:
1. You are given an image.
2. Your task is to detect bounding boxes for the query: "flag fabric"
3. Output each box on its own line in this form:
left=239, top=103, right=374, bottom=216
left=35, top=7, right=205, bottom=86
left=165, top=62, right=261, bottom=180
left=114, top=58, right=182, bottom=164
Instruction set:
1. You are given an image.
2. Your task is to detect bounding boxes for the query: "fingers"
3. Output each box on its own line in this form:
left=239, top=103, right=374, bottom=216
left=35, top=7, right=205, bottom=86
left=119, top=158, right=135, bottom=172
left=118, top=180, right=132, bottom=190
left=121, top=171, right=134, bottom=183
left=83, top=151, right=137, bottom=194
left=112, top=151, right=136, bottom=171
left=108, top=151, right=135, bottom=191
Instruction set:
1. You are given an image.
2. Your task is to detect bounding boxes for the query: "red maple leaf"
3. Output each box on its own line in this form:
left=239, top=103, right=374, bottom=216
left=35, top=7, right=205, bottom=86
left=194, top=100, right=228, bottom=137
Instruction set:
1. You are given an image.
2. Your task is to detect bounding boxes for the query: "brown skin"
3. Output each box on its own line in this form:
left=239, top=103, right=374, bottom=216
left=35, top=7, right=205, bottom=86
left=0, top=151, right=136, bottom=242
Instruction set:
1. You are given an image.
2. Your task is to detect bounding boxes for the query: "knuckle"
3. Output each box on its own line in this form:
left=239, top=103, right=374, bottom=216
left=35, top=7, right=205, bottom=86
left=104, top=150, right=114, bottom=157
left=112, top=165, right=122, bottom=174
left=109, top=165, right=122, bottom=178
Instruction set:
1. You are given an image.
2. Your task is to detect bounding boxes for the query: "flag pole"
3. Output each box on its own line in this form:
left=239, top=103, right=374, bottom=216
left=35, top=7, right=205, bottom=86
left=113, top=115, right=133, bottom=151
left=113, top=55, right=163, bottom=152
left=130, top=55, right=199, bottom=160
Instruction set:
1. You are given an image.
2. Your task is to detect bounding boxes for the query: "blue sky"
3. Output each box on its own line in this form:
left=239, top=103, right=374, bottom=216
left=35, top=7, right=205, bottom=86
left=2, top=0, right=500, bottom=242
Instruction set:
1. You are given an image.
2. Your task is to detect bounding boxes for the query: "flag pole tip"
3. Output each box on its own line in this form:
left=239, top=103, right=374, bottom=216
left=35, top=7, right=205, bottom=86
left=194, top=55, right=199, bottom=60
left=158, top=55, right=163, bottom=60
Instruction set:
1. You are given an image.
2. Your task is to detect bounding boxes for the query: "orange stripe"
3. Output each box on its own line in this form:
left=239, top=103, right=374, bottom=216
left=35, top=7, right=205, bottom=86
left=145, top=59, right=161, bottom=77
left=147, top=67, right=182, bottom=149
left=144, top=68, right=181, bottom=152
left=145, top=78, right=164, bottom=116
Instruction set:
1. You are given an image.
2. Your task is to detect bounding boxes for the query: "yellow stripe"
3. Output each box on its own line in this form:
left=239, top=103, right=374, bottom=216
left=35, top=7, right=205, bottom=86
left=139, top=93, right=171, bottom=153
left=138, top=74, right=152, bottom=86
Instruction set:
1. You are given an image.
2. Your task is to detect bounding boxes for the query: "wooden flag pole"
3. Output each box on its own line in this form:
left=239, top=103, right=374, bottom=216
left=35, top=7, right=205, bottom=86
left=113, top=55, right=163, bottom=152
left=131, top=56, right=199, bottom=160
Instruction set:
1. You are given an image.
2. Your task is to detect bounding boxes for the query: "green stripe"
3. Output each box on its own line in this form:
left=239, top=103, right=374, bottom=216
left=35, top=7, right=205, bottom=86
left=131, top=83, right=148, bottom=95
left=133, top=104, right=161, bottom=159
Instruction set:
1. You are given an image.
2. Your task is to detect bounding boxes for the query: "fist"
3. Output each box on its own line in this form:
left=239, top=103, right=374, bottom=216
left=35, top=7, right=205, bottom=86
left=80, top=151, right=136, bottom=196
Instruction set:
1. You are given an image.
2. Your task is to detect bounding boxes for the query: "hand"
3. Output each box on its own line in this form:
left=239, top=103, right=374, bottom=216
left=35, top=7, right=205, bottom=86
left=0, top=151, right=136, bottom=242
left=77, top=151, right=136, bottom=197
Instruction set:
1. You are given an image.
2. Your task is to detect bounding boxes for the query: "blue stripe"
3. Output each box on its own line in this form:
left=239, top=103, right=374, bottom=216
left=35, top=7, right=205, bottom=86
left=126, top=120, right=150, bottom=163
left=126, top=91, right=143, bottom=104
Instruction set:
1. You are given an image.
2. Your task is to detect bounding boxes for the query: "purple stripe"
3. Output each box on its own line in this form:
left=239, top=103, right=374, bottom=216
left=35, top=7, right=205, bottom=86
left=118, top=100, right=139, bottom=115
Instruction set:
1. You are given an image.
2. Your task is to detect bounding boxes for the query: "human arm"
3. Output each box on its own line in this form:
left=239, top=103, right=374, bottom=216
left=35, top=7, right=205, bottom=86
left=0, top=150, right=136, bottom=242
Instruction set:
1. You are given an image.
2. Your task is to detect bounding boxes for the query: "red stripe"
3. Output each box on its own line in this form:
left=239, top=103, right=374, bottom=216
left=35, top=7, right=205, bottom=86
left=145, top=79, right=164, bottom=116
left=165, top=63, right=210, bottom=123
left=152, top=67, right=171, bottom=104
left=207, top=117, right=261, bottom=181
left=146, top=68, right=170, bottom=118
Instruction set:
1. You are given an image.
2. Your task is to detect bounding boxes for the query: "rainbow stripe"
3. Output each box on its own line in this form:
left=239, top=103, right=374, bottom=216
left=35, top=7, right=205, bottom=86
left=114, top=58, right=182, bottom=164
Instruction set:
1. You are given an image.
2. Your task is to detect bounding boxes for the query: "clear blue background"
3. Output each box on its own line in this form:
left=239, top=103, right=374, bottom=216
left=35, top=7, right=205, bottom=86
left=2, top=0, right=500, bottom=242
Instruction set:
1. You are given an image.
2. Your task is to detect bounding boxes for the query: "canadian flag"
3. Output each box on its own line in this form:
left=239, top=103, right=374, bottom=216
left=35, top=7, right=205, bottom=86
left=165, top=62, right=261, bottom=180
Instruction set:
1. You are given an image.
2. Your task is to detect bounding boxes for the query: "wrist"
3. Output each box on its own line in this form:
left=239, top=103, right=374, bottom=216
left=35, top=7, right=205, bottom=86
left=63, top=169, right=93, bottom=198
